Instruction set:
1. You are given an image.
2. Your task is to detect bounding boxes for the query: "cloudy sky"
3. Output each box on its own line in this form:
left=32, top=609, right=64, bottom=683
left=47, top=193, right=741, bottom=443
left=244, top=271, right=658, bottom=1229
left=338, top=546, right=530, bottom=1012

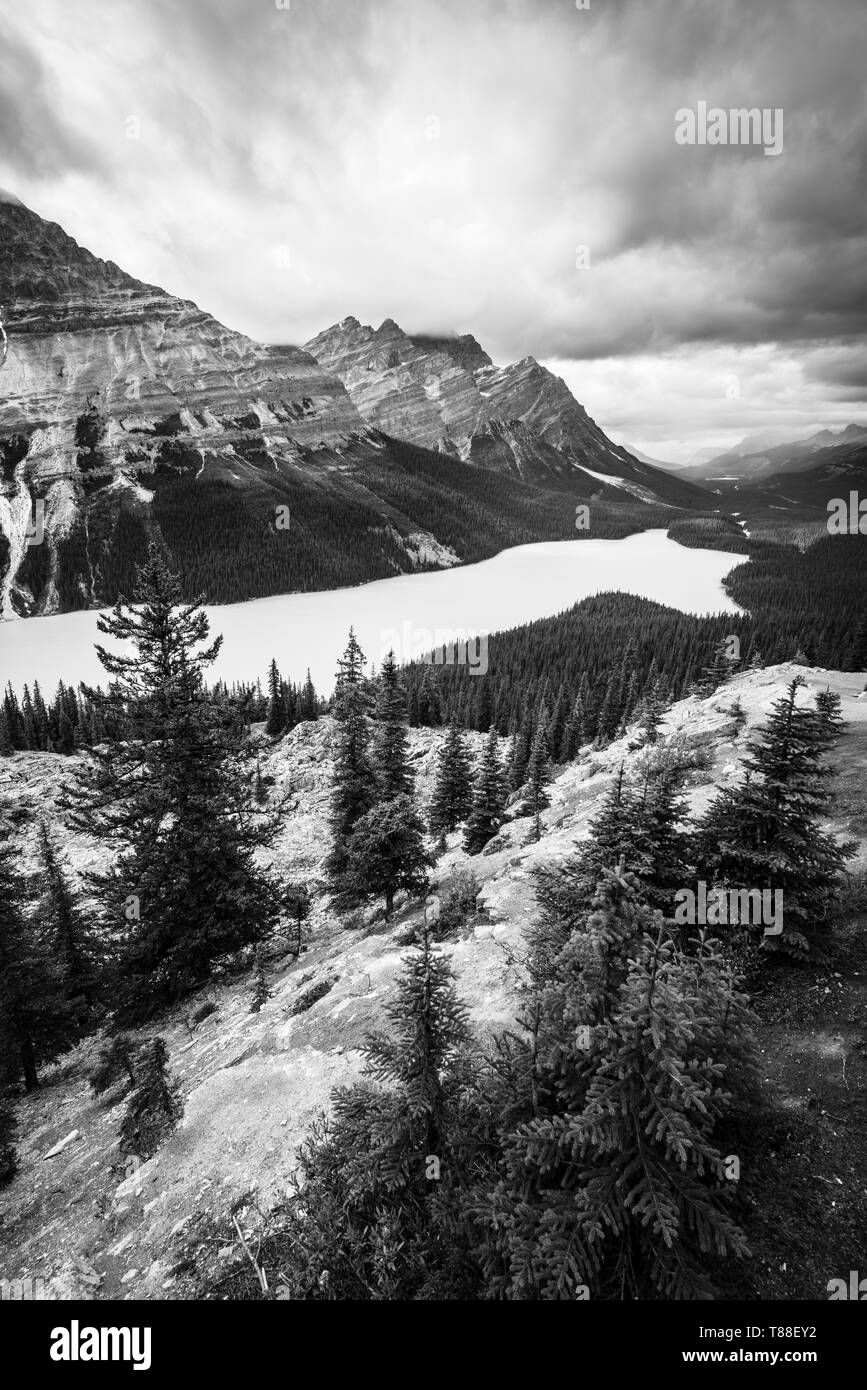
left=1, top=0, right=865, bottom=461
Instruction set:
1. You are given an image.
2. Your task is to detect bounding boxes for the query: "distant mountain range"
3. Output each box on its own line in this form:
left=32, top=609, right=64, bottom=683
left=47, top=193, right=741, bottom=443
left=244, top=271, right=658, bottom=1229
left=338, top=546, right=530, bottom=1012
left=696, top=439, right=867, bottom=511
left=0, top=194, right=706, bottom=618
left=656, top=424, right=867, bottom=485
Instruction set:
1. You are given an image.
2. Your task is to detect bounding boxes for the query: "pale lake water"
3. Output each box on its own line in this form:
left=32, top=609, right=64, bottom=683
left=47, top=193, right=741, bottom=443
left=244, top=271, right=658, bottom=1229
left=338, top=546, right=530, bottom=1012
left=0, top=529, right=747, bottom=695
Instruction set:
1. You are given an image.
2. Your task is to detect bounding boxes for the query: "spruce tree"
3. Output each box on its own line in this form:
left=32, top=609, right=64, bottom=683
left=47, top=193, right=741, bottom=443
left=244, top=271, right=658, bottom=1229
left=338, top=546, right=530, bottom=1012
left=507, top=699, right=533, bottom=790
left=37, top=820, right=100, bottom=1022
left=533, top=759, right=692, bottom=972
left=119, top=1037, right=183, bottom=1161
left=89, top=1033, right=139, bottom=1095
left=299, top=669, right=318, bottom=722
left=265, top=658, right=286, bottom=737
left=429, top=723, right=472, bottom=849
left=63, top=544, right=285, bottom=1019
left=699, top=638, right=738, bottom=695
left=345, top=794, right=433, bottom=919
left=637, top=678, right=669, bottom=746
left=57, top=706, right=75, bottom=755
left=694, top=677, right=855, bottom=957
left=594, top=673, right=619, bottom=745
left=464, top=729, right=507, bottom=854
left=559, top=693, right=584, bottom=762
left=0, top=843, right=70, bottom=1090
left=815, top=686, right=843, bottom=738
left=269, top=921, right=481, bottom=1299
left=325, top=629, right=377, bottom=902
left=250, top=948, right=270, bottom=1013
left=371, top=650, right=412, bottom=801
left=524, top=716, right=551, bottom=842
left=478, top=867, right=756, bottom=1300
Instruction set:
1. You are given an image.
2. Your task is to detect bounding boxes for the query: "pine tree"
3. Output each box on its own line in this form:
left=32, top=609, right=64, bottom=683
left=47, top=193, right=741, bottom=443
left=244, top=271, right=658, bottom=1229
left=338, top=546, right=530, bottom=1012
left=345, top=794, right=433, bottom=918
left=0, top=843, right=70, bottom=1090
left=464, top=729, right=507, bottom=854
left=119, top=1037, right=183, bottom=1161
left=265, top=658, right=286, bottom=737
left=429, top=723, right=472, bottom=849
left=371, top=650, right=412, bottom=801
left=63, top=544, right=285, bottom=1019
left=694, top=677, right=855, bottom=958
left=477, top=867, right=756, bottom=1300
left=325, top=629, right=377, bottom=901
left=0, top=1088, right=17, bottom=1186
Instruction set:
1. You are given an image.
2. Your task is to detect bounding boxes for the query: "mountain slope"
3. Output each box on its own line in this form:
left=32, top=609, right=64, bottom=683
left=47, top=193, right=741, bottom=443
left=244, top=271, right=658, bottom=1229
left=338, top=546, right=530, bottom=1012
left=0, top=663, right=864, bottom=1300
left=0, top=196, right=703, bottom=618
left=304, top=316, right=708, bottom=507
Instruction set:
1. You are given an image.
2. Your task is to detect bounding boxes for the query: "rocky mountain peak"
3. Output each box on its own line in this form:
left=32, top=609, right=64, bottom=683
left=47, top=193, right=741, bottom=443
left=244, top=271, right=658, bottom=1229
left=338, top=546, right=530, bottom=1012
left=303, top=315, right=704, bottom=502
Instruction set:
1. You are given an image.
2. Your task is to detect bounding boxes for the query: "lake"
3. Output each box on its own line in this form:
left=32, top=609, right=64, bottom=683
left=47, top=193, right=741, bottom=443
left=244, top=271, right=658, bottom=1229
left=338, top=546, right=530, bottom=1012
left=0, top=529, right=747, bottom=694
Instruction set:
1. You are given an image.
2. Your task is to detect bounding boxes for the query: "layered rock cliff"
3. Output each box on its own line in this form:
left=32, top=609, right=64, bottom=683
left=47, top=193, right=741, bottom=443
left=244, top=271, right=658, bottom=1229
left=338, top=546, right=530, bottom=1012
left=0, top=194, right=706, bottom=619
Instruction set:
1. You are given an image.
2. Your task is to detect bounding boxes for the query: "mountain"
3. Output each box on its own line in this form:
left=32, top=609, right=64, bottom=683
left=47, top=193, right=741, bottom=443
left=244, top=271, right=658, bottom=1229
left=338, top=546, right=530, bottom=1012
left=750, top=440, right=867, bottom=508
left=626, top=444, right=687, bottom=471
left=693, top=424, right=867, bottom=484
left=0, top=195, right=704, bottom=619
left=304, top=316, right=707, bottom=507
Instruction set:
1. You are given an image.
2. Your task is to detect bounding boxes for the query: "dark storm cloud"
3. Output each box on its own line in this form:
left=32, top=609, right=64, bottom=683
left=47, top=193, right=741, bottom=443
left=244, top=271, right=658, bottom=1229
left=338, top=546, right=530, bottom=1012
left=0, top=0, right=864, bottom=447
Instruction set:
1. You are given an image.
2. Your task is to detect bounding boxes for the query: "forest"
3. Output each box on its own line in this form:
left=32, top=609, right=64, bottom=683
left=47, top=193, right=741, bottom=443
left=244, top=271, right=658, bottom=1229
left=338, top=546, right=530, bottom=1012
left=1, top=537, right=864, bottom=1301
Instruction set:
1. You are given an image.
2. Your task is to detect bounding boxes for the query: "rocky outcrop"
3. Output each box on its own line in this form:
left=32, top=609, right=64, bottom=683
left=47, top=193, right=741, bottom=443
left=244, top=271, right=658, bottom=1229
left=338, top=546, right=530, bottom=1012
left=0, top=199, right=364, bottom=460
left=0, top=198, right=368, bottom=617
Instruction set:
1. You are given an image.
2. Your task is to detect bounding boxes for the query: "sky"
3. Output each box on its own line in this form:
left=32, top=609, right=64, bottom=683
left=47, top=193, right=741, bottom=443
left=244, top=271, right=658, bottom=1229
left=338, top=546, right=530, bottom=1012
left=1, top=0, right=865, bottom=462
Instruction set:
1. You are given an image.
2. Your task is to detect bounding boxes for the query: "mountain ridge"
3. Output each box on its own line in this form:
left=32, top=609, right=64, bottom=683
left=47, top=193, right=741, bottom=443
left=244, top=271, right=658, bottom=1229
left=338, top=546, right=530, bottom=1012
left=0, top=194, right=705, bottom=618
left=303, top=313, right=706, bottom=506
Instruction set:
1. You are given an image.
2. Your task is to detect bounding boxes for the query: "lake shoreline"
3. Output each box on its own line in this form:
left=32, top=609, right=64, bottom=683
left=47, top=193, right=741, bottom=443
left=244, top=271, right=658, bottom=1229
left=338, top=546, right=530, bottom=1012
left=0, top=530, right=748, bottom=696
